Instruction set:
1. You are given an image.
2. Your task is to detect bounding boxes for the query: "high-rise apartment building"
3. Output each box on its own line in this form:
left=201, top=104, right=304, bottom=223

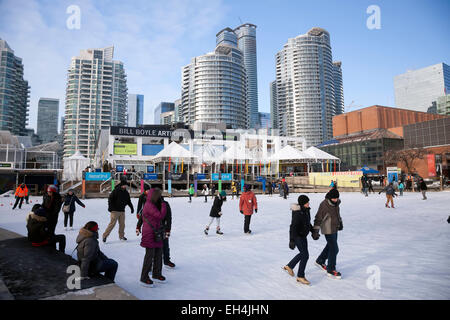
left=181, top=28, right=247, bottom=129
left=0, top=38, right=30, bottom=135
left=436, top=95, right=450, bottom=115
left=128, top=94, right=144, bottom=127
left=234, top=24, right=259, bottom=129
left=64, top=46, right=127, bottom=158
left=37, top=98, right=59, bottom=144
left=258, top=112, right=271, bottom=130
left=394, top=63, right=450, bottom=112
left=270, top=80, right=278, bottom=129
left=275, top=27, right=341, bottom=147
left=333, top=61, right=344, bottom=115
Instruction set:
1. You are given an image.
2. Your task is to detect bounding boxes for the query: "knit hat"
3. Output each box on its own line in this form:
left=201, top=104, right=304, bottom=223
left=47, top=185, right=57, bottom=193
left=326, top=188, right=340, bottom=199
left=297, top=195, right=310, bottom=207
left=35, top=207, right=47, bottom=217
left=220, top=190, right=227, bottom=197
left=244, top=184, right=251, bottom=191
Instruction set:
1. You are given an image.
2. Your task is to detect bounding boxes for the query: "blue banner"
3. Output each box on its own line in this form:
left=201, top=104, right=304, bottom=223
left=85, top=172, right=111, bottom=181
left=116, top=165, right=124, bottom=172
left=196, top=173, right=207, bottom=180
left=143, top=173, right=158, bottom=180
left=212, top=173, right=220, bottom=181
left=256, top=176, right=265, bottom=182
left=221, top=173, right=232, bottom=181
left=147, top=165, right=155, bottom=173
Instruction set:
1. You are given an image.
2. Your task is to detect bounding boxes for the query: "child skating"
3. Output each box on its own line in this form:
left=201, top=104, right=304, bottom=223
left=204, top=191, right=226, bottom=235
left=188, top=184, right=195, bottom=203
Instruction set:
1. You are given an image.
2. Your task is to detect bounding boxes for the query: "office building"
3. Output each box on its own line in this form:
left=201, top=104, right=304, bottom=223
left=0, top=38, right=30, bottom=135
left=258, top=112, right=271, bottom=130
left=154, top=102, right=174, bottom=125
left=333, top=61, right=344, bottom=115
left=394, top=63, right=450, bottom=112
left=270, top=80, right=278, bottom=129
left=64, top=46, right=127, bottom=159
left=128, top=94, right=144, bottom=127
left=37, top=98, right=59, bottom=144
left=436, top=95, right=450, bottom=115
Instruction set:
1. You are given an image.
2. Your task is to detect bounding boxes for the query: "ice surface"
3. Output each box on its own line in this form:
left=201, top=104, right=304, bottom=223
left=1, top=191, right=449, bottom=300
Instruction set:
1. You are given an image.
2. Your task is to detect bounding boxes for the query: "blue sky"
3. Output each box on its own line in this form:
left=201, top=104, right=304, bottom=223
left=1, top=0, right=449, bottom=130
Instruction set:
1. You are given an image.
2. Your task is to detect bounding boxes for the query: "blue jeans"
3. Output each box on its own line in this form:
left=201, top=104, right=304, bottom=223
left=287, top=236, right=309, bottom=277
left=316, top=233, right=339, bottom=272
left=96, top=258, right=118, bottom=281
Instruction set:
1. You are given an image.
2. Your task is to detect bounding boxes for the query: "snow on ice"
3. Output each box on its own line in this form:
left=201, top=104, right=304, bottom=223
left=1, top=191, right=449, bottom=300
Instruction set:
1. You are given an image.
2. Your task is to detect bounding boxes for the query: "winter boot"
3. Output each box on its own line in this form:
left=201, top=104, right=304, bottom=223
left=120, top=237, right=127, bottom=241
left=152, top=275, right=166, bottom=283
left=140, top=279, right=154, bottom=287
left=297, top=277, right=311, bottom=285
left=327, top=270, right=342, bottom=279
left=216, top=228, right=223, bottom=235
left=103, top=237, right=107, bottom=243
left=315, top=261, right=327, bottom=272
left=204, top=227, right=209, bottom=235
left=164, top=261, right=176, bottom=268
left=283, top=266, right=294, bottom=277
left=385, top=204, right=390, bottom=208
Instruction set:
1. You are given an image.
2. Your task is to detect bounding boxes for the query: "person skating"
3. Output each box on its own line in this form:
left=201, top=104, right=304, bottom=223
left=239, top=184, right=257, bottom=234
left=76, top=221, right=118, bottom=281
left=398, top=181, right=405, bottom=196
left=103, top=180, right=134, bottom=242
left=13, top=183, right=28, bottom=210
left=267, top=181, right=273, bottom=196
left=202, top=184, right=209, bottom=203
left=368, top=179, right=375, bottom=194
left=137, top=184, right=151, bottom=218
left=311, top=188, right=343, bottom=279
left=204, top=190, right=226, bottom=235
left=62, top=189, right=85, bottom=230
left=361, top=175, right=369, bottom=197
left=188, top=184, right=195, bottom=203
left=379, top=182, right=397, bottom=208
left=419, top=178, right=427, bottom=200
left=231, top=182, right=237, bottom=199
left=283, top=195, right=315, bottom=285
left=138, top=188, right=167, bottom=287
left=42, top=185, right=63, bottom=235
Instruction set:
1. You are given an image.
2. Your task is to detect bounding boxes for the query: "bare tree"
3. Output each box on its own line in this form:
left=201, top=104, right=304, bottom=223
left=384, top=145, right=427, bottom=175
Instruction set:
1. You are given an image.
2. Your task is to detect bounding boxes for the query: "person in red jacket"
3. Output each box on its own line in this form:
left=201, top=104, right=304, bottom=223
left=239, top=184, right=258, bottom=234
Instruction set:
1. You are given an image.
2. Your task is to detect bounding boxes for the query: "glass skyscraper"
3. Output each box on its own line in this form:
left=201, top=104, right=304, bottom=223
left=37, top=98, right=59, bottom=144
left=270, top=80, right=278, bottom=129
left=333, top=61, right=344, bottom=115
left=394, top=63, right=450, bottom=113
left=181, top=28, right=247, bottom=129
left=64, top=46, right=127, bottom=158
left=0, top=38, right=30, bottom=136
left=154, top=102, right=174, bottom=125
left=275, top=27, right=342, bottom=147
left=128, top=94, right=144, bottom=127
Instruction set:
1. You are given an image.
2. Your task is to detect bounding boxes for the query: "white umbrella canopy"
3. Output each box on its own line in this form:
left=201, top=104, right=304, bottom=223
left=304, top=146, right=339, bottom=161
left=63, top=150, right=90, bottom=181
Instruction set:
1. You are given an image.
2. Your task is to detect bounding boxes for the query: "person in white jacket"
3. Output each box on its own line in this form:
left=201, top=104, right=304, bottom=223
left=201, top=184, right=209, bottom=203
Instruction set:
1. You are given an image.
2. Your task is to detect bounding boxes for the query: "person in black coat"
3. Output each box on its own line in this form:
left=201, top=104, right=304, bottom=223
left=137, top=184, right=151, bottom=218
left=204, top=191, right=226, bottom=235
left=62, top=189, right=86, bottom=230
left=419, top=178, right=428, bottom=200
left=42, top=185, right=63, bottom=235
left=283, top=195, right=315, bottom=285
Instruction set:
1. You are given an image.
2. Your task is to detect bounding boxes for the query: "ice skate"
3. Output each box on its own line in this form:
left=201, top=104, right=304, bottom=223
left=296, top=277, right=311, bottom=285
left=204, top=227, right=209, bottom=235
left=164, top=261, right=176, bottom=268
left=315, top=261, right=327, bottom=272
left=283, top=265, right=294, bottom=277
left=216, top=228, right=223, bottom=235
left=152, top=275, right=166, bottom=283
left=327, top=270, right=342, bottom=280
left=140, top=279, right=154, bottom=287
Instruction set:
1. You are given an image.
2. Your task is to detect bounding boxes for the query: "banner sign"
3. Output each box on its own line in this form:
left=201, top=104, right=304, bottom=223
left=0, top=162, right=12, bottom=169
left=147, top=165, right=155, bottom=173
left=116, top=165, right=124, bottom=172
left=256, top=176, right=265, bottom=182
left=195, top=173, right=207, bottom=180
left=309, top=172, right=362, bottom=188
left=212, top=173, right=220, bottom=181
left=143, top=173, right=158, bottom=180
left=427, top=154, right=436, bottom=177
left=111, top=126, right=193, bottom=139
left=85, top=172, right=111, bottom=181
left=169, top=173, right=186, bottom=181
left=221, top=173, right=232, bottom=181
left=114, top=143, right=137, bottom=155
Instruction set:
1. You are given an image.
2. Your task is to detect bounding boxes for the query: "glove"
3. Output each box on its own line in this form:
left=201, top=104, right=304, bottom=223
left=254, top=209, right=258, bottom=213
left=240, top=210, right=244, bottom=214
left=338, top=221, right=343, bottom=231
left=82, top=205, right=86, bottom=208
left=289, top=240, right=295, bottom=250
left=311, top=230, right=320, bottom=240
left=136, top=228, right=141, bottom=236
left=165, top=232, right=170, bottom=238
left=218, top=212, right=222, bottom=216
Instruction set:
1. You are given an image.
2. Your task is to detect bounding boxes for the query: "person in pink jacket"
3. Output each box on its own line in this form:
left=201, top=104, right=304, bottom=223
left=138, top=188, right=167, bottom=287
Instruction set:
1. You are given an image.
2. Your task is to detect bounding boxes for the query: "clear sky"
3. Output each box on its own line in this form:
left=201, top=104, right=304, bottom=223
left=1, top=0, right=449, bottom=130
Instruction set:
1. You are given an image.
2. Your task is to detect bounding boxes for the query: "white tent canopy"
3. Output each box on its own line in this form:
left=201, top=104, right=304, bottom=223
left=222, top=144, right=252, bottom=162
left=304, top=146, right=339, bottom=161
left=152, top=142, right=197, bottom=162
left=269, top=145, right=309, bottom=161
left=63, top=150, right=90, bottom=181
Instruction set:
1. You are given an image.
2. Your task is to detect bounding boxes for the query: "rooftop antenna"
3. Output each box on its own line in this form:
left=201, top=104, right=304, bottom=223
left=238, top=17, right=243, bottom=25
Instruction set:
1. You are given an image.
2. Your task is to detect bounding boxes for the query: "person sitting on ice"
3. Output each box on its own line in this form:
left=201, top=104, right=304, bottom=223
left=284, top=195, right=315, bottom=285
left=312, top=188, right=343, bottom=279
left=76, top=221, right=118, bottom=281
left=204, top=190, right=226, bottom=235
left=26, top=204, right=66, bottom=253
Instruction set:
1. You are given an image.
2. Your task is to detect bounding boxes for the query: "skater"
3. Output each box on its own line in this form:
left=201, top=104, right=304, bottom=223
left=204, top=190, right=226, bottom=235
left=188, top=184, right=195, bottom=202
left=283, top=195, right=314, bottom=285
left=368, top=178, right=375, bottom=194
left=137, top=184, right=151, bottom=218
left=267, top=181, right=273, bottom=196
left=62, top=189, right=85, bottom=230
left=379, top=182, right=397, bottom=208
left=361, top=175, right=369, bottom=197
left=26, top=204, right=66, bottom=252
left=76, top=221, right=118, bottom=281
left=138, top=188, right=167, bottom=287
left=13, top=183, right=28, bottom=210
left=103, top=180, right=134, bottom=242
left=42, top=185, right=63, bottom=235
left=284, top=182, right=289, bottom=199
left=312, top=188, right=343, bottom=279
left=419, top=178, right=427, bottom=200
left=279, top=182, right=284, bottom=198
left=239, top=184, right=257, bottom=234
left=202, top=184, right=209, bottom=203
left=398, top=181, right=405, bottom=196
left=231, top=182, right=237, bottom=199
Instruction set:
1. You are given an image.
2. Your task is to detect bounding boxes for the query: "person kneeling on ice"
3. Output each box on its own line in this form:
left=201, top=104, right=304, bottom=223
left=76, top=221, right=118, bottom=281
left=312, top=188, right=343, bottom=279
left=138, top=188, right=167, bottom=287
left=284, top=195, right=315, bottom=285
left=205, top=190, right=226, bottom=235
left=239, top=184, right=257, bottom=234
